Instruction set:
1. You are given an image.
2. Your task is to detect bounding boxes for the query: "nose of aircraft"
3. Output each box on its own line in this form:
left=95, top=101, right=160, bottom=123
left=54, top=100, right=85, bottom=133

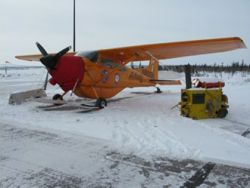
left=35, top=42, right=85, bottom=92
left=48, top=55, right=85, bottom=92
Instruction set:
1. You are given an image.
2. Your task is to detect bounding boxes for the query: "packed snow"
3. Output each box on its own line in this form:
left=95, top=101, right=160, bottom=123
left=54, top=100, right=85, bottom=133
left=0, top=68, right=250, bottom=187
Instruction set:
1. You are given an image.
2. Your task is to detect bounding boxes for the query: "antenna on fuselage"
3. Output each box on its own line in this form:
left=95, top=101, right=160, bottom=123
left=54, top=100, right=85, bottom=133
left=43, top=1, right=76, bottom=91
left=73, top=0, right=76, bottom=52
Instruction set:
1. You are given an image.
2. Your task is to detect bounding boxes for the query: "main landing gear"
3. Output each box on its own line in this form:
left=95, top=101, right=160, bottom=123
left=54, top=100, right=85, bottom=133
left=95, top=98, right=107, bottom=108
left=52, top=94, right=64, bottom=105
left=52, top=93, right=107, bottom=109
left=52, top=90, right=69, bottom=101
left=52, top=94, right=63, bottom=101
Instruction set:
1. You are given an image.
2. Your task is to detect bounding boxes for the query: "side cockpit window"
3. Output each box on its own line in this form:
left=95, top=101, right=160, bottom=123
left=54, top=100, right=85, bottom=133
left=101, top=59, right=120, bottom=69
left=76, top=51, right=99, bottom=63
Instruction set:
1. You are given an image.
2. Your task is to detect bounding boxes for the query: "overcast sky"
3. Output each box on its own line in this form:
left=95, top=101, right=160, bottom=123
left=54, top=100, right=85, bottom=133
left=1, top=0, right=250, bottom=65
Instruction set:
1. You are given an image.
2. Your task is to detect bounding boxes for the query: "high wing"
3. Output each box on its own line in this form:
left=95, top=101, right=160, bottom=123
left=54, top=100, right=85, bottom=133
left=16, top=53, right=75, bottom=62
left=98, top=37, right=246, bottom=64
left=16, top=37, right=246, bottom=63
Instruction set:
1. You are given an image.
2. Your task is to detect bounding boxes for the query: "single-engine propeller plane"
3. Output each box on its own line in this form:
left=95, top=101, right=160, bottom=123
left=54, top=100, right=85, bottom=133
left=16, top=37, right=246, bottom=108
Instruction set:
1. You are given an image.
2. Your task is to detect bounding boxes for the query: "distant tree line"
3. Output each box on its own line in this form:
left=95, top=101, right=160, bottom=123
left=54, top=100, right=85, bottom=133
left=158, top=60, right=250, bottom=73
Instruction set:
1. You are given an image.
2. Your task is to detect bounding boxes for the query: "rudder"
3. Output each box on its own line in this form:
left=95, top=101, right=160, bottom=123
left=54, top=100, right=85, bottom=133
left=140, top=56, right=159, bottom=80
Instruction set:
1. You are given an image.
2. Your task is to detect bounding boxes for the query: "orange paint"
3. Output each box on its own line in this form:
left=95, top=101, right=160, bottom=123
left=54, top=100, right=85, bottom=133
left=16, top=37, right=246, bottom=101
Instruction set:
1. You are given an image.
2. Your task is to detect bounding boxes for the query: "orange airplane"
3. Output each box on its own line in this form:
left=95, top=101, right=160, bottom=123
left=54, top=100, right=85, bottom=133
left=16, top=37, right=246, bottom=108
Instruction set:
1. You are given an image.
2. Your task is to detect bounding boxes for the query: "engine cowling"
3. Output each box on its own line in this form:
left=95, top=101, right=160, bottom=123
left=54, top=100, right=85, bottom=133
left=49, top=56, right=85, bottom=92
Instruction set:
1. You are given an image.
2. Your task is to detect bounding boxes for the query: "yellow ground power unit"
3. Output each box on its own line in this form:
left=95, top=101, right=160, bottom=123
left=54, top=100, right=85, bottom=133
left=180, top=88, right=229, bottom=119
left=180, top=65, right=229, bottom=119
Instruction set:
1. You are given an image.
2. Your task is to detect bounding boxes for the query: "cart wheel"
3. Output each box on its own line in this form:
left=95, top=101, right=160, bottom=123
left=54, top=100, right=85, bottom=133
left=217, top=108, right=228, bottom=118
left=222, top=94, right=228, bottom=103
left=95, top=98, right=107, bottom=108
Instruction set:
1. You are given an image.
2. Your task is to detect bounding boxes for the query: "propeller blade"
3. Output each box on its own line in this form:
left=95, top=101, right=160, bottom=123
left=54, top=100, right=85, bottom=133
left=55, top=46, right=72, bottom=59
left=36, top=43, right=71, bottom=70
left=36, top=42, right=48, bottom=56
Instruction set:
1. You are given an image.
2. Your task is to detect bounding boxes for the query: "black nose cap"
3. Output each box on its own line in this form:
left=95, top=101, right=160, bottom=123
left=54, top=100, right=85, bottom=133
left=40, top=55, right=57, bottom=70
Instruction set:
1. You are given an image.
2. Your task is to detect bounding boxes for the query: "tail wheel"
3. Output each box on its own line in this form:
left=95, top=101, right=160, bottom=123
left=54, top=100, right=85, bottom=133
left=217, top=108, right=228, bottom=118
left=155, top=87, right=162, bottom=93
left=95, top=98, right=107, bottom=108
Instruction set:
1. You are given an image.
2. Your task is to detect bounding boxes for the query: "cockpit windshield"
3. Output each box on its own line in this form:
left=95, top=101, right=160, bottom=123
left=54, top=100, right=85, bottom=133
left=76, top=51, right=99, bottom=63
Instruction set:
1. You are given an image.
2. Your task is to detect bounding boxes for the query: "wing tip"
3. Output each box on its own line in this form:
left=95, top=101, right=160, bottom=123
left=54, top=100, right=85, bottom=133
left=15, top=55, right=32, bottom=61
left=233, top=37, right=247, bottom=49
left=15, top=54, right=42, bottom=62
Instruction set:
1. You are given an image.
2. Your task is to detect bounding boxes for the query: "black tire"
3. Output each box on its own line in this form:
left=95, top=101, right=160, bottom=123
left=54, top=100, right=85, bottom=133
left=222, top=94, right=228, bottom=103
left=217, top=108, right=228, bottom=118
left=52, top=94, right=63, bottom=101
left=95, top=98, right=107, bottom=108
left=155, top=87, right=162, bottom=93
left=181, top=110, right=189, bottom=117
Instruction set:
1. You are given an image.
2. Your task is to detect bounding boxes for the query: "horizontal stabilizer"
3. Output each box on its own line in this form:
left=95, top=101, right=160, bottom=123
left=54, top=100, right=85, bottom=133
left=150, top=79, right=182, bottom=85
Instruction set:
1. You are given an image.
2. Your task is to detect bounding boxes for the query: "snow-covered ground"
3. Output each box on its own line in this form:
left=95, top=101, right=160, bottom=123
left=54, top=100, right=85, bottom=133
left=1, top=68, right=250, bottom=187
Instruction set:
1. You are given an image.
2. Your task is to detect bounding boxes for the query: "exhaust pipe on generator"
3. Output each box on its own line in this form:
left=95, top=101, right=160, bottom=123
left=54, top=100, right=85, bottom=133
left=185, top=64, right=192, bottom=89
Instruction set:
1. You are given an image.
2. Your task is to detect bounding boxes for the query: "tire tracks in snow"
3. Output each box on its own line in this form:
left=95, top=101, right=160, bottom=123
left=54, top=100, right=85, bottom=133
left=112, top=115, right=196, bottom=159
left=221, top=118, right=250, bottom=137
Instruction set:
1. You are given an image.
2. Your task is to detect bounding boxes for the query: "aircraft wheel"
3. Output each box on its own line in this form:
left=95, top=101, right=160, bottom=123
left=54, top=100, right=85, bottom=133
left=52, top=94, right=63, bottom=101
left=155, top=87, right=162, bottom=93
left=95, top=98, right=107, bottom=108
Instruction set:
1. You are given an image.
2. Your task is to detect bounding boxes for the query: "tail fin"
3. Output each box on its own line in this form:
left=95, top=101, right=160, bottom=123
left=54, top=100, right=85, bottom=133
left=139, top=56, right=159, bottom=79
left=147, top=57, right=159, bottom=79
left=144, top=54, right=181, bottom=85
